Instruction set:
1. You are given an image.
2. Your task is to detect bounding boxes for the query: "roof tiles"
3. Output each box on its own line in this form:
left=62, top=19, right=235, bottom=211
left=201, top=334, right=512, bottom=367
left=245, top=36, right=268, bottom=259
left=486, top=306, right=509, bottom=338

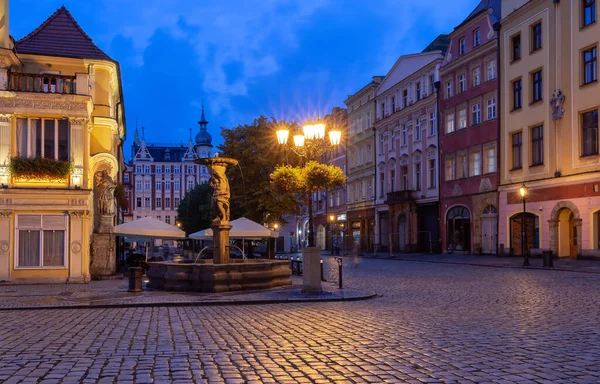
left=16, top=6, right=111, bottom=61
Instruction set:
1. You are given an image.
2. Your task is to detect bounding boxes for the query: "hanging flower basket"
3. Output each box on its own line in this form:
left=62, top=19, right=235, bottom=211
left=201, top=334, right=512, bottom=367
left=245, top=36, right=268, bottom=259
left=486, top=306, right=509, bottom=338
left=9, top=156, right=73, bottom=182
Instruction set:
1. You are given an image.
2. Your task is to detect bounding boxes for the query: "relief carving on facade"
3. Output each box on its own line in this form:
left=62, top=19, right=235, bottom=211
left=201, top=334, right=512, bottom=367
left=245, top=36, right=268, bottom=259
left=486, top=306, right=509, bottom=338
left=452, top=184, right=463, bottom=197
left=550, top=89, right=565, bottom=120
left=479, top=178, right=492, bottom=192
left=0, top=210, right=11, bottom=218
left=0, top=240, right=9, bottom=254
left=70, top=241, right=82, bottom=254
left=0, top=198, right=12, bottom=206
left=0, top=113, right=12, bottom=123
left=0, top=97, right=88, bottom=112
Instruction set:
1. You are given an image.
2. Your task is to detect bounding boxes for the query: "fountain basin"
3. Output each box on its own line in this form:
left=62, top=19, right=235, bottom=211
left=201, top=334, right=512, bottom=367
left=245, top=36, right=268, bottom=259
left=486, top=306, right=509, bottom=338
left=146, top=259, right=292, bottom=293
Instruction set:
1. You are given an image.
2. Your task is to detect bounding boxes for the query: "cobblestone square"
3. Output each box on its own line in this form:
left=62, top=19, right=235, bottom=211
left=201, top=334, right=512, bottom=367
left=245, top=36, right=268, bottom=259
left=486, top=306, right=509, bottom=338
left=1, top=258, right=600, bottom=383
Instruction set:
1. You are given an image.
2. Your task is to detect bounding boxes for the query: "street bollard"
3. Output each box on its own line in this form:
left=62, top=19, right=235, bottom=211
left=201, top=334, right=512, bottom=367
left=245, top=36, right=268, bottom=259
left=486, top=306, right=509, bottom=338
left=320, top=259, right=326, bottom=282
left=128, top=267, right=143, bottom=292
left=543, top=250, right=554, bottom=268
left=334, top=257, right=343, bottom=289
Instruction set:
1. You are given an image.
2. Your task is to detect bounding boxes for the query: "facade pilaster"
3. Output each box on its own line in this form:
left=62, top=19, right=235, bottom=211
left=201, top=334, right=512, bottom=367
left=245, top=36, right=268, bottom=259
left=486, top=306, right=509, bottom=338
left=0, top=209, right=12, bottom=281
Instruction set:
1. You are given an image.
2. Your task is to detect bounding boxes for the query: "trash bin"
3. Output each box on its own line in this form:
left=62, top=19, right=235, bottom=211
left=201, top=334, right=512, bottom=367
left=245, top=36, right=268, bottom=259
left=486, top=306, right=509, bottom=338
left=128, top=267, right=143, bottom=292
left=542, top=250, right=554, bottom=268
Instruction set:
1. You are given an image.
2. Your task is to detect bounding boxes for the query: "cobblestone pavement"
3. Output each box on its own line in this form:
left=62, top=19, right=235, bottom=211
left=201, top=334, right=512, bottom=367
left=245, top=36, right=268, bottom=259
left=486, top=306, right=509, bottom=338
left=2, top=258, right=600, bottom=383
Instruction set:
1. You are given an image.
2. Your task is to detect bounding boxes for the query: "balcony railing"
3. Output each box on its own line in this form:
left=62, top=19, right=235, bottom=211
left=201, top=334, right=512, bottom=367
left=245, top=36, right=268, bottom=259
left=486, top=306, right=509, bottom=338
left=385, top=190, right=413, bottom=204
left=7, top=72, right=77, bottom=95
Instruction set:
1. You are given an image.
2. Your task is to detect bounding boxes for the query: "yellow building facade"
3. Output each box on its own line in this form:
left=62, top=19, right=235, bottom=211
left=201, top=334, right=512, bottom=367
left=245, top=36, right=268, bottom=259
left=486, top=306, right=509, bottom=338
left=499, top=0, right=600, bottom=258
left=0, top=3, right=125, bottom=282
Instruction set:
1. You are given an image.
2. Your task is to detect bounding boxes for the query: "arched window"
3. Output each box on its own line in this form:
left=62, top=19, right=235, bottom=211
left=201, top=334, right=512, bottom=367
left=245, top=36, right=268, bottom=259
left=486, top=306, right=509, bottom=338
left=482, top=205, right=497, bottom=215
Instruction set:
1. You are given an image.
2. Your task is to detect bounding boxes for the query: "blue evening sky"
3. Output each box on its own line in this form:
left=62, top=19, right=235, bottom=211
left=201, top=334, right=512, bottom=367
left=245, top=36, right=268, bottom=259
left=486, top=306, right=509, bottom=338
left=11, top=0, right=481, bottom=157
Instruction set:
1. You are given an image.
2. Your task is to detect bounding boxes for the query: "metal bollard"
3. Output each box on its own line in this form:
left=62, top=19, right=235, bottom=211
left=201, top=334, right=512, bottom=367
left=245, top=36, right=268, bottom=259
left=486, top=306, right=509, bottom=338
left=543, top=250, right=554, bottom=268
left=320, top=259, right=326, bottom=282
left=128, top=267, right=143, bottom=292
left=334, top=257, right=343, bottom=289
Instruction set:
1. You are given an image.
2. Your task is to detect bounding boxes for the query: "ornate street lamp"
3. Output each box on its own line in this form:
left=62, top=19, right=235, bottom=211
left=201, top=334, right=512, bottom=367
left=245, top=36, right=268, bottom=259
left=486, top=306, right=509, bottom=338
left=275, top=120, right=342, bottom=248
left=276, top=120, right=342, bottom=160
left=519, top=184, right=529, bottom=266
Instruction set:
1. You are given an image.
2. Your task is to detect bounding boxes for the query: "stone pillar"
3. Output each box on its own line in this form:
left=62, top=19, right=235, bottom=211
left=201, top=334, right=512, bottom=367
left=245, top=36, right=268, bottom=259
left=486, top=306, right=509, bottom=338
left=212, top=223, right=232, bottom=264
left=68, top=211, right=87, bottom=283
left=90, top=232, right=116, bottom=279
left=0, top=115, right=10, bottom=187
left=0, top=210, right=12, bottom=282
left=301, top=246, right=322, bottom=294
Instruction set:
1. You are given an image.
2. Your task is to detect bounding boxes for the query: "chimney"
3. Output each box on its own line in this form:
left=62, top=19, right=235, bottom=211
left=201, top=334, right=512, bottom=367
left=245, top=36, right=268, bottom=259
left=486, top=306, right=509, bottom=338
left=0, top=0, right=9, bottom=49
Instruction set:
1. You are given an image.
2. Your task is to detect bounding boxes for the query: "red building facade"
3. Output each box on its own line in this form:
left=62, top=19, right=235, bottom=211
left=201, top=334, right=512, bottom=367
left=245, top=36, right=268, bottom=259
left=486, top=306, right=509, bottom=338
left=439, top=0, right=501, bottom=254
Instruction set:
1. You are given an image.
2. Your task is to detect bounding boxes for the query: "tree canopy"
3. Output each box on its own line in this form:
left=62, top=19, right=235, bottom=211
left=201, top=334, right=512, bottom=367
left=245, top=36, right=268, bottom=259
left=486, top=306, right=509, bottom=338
left=176, top=183, right=212, bottom=235
left=270, top=161, right=346, bottom=201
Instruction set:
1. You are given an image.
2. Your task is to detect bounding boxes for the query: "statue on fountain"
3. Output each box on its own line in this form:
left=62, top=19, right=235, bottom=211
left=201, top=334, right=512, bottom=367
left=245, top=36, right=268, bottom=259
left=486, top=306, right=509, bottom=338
left=209, top=164, right=231, bottom=223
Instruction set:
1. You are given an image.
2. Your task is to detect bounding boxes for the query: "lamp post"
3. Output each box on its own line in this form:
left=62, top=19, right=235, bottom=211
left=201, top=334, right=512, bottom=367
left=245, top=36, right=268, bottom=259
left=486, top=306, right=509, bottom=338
left=519, top=185, right=529, bottom=266
left=276, top=120, right=342, bottom=247
left=329, top=214, right=336, bottom=255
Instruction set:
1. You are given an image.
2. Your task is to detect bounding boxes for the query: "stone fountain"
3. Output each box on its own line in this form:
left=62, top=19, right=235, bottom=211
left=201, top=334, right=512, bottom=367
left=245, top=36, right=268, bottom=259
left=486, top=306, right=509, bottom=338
left=145, top=154, right=292, bottom=293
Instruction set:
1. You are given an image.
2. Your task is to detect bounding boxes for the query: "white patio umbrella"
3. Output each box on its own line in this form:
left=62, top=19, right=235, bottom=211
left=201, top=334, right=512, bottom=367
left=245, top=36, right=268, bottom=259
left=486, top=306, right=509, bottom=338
left=113, top=217, right=186, bottom=261
left=189, top=217, right=279, bottom=256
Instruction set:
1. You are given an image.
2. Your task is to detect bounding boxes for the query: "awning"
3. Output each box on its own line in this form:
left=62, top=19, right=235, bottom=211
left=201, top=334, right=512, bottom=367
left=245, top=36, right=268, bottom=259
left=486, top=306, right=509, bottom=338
left=189, top=217, right=279, bottom=240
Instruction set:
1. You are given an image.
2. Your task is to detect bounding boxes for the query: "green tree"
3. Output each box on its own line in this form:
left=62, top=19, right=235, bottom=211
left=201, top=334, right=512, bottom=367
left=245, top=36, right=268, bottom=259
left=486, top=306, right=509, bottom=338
left=176, top=183, right=213, bottom=234
left=270, top=161, right=346, bottom=247
left=218, top=116, right=301, bottom=225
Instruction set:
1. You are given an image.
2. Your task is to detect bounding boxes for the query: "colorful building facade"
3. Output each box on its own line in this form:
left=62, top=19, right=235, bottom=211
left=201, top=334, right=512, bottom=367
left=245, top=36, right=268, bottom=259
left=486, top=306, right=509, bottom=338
left=344, top=77, right=382, bottom=252
left=374, top=38, right=448, bottom=254
left=0, top=5, right=126, bottom=282
left=499, top=0, right=600, bottom=258
left=439, top=0, right=501, bottom=254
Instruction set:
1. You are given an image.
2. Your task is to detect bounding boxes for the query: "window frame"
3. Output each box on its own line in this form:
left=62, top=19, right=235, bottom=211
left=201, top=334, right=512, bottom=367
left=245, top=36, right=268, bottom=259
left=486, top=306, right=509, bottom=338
left=583, top=45, right=598, bottom=85
left=531, top=69, right=543, bottom=103
left=531, top=125, right=544, bottom=166
left=459, top=38, right=466, bottom=55
left=428, top=158, right=437, bottom=189
left=474, top=29, right=481, bottom=47
left=511, top=33, right=521, bottom=62
left=583, top=0, right=597, bottom=27
left=472, top=67, right=481, bottom=87
left=458, top=74, right=467, bottom=93
left=582, top=109, right=599, bottom=156
left=472, top=103, right=481, bottom=125
left=511, top=131, right=523, bottom=170
left=531, top=22, right=543, bottom=53
left=446, top=113, right=455, bottom=134
left=445, top=80, right=453, bottom=99
left=487, top=97, right=497, bottom=120
left=15, top=117, right=70, bottom=161
left=15, top=214, right=68, bottom=269
left=486, top=60, right=496, bottom=81
left=445, top=156, right=456, bottom=182
left=458, top=108, right=467, bottom=130
left=512, top=78, right=523, bottom=110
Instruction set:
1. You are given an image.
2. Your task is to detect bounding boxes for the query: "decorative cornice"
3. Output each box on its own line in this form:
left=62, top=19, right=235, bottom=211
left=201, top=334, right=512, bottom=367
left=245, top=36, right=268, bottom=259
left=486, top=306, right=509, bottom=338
left=0, top=95, right=89, bottom=113
left=0, top=210, right=12, bottom=218
left=69, top=210, right=88, bottom=218
left=69, top=117, right=87, bottom=126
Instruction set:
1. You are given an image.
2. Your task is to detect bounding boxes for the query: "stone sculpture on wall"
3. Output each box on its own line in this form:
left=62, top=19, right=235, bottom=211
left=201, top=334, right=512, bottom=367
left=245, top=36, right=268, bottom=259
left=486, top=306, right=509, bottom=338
left=95, top=170, right=116, bottom=216
left=550, top=89, right=565, bottom=120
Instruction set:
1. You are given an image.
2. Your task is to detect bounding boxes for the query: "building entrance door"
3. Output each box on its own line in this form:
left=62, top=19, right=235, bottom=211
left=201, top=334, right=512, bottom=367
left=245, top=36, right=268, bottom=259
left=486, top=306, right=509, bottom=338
left=570, top=214, right=578, bottom=258
left=398, top=214, right=407, bottom=252
left=481, top=205, right=497, bottom=254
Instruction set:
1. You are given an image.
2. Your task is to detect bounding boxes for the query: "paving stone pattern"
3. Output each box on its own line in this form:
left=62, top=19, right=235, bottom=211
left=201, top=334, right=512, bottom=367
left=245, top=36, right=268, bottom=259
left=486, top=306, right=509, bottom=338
left=1, top=258, right=600, bottom=383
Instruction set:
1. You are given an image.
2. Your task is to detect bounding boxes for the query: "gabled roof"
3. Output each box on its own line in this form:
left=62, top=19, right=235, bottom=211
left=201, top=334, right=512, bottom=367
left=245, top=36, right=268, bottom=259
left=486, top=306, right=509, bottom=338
left=422, top=34, right=451, bottom=55
left=455, top=0, right=502, bottom=30
left=15, top=6, right=112, bottom=60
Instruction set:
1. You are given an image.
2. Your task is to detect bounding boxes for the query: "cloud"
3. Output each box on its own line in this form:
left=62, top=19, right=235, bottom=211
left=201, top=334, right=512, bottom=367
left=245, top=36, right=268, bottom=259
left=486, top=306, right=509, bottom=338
left=100, top=0, right=330, bottom=115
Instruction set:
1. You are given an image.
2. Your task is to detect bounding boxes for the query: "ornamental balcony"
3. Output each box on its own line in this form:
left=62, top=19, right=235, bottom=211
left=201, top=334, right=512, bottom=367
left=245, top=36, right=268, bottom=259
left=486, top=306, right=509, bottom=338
left=385, top=190, right=413, bottom=204
left=7, top=72, right=77, bottom=95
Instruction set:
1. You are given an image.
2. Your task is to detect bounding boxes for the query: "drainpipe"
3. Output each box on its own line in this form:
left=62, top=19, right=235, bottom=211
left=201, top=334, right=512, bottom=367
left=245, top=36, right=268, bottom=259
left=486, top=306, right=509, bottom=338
left=493, top=20, right=502, bottom=255
left=434, top=79, right=441, bottom=253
